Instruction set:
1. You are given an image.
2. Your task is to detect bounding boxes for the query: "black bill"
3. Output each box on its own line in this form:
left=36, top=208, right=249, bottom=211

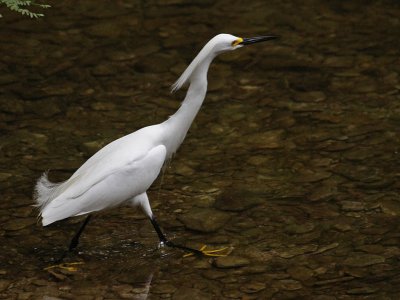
left=240, top=35, right=279, bottom=45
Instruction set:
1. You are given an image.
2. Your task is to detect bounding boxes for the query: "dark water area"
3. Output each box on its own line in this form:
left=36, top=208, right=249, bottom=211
left=1, top=0, right=400, bottom=299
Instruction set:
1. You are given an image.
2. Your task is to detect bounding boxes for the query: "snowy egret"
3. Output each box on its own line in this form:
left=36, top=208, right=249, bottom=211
left=35, top=33, right=278, bottom=257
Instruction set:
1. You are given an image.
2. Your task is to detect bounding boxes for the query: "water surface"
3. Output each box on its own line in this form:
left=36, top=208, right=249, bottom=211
left=0, top=0, right=399, bottom=299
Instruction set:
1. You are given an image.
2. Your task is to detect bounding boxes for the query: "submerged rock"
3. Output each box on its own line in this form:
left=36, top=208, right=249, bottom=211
left=284, top=222, right=315, bottom=234
left=214, top=190, right=264, bottom=212
left=213, top=256, right=250, bottom=268
left=343, top=254, right=385, bottom=267
left=152, top=283, right=177, bottom=294
left=346, top=287, right=378, bottom=295
left=3, top=218, right=36, bottom=231
left=340, top=201, right=365, bottom=212
left=287, top=266, right=314, bottom=281
left=178, top=207, right=230, bottom=232
left=379, top=199, right=400, bottom=216
left=276, top=279, right=303, bottom=291
left=0, top=280, right=11, bottom=292
left=240, top=281, right=266, bottom=293
left=246, top=129, right=285, bottom=149
left=172, top=287, right=210, bottom=300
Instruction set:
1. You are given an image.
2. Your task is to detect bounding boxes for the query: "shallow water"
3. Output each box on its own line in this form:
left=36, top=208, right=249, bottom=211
left=1, top=0, right=400, bottom=299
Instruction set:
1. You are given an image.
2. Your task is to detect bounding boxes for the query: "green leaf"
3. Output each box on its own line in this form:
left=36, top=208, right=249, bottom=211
left=0, top=0, right=50, bottom=18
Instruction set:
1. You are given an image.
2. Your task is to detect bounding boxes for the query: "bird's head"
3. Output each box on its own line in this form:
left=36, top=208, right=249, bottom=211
left=211, top=33, right=279, bottom=53
left=171, top=33, right=279, bottom=92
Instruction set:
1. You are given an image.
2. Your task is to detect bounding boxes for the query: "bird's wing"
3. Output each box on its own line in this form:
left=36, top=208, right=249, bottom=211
left=49, top=126, right=160, bottom=202
left=41, top=144, right=167, bottom=225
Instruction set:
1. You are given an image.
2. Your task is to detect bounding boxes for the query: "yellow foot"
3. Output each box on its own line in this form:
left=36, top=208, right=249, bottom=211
left=44, top=262, right=84, bottom=272
left=183, top=245, right=230, bottom=258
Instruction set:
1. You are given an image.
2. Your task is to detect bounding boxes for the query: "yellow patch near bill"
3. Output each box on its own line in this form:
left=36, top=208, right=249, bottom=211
left=232, top=38, right=243, bottom=47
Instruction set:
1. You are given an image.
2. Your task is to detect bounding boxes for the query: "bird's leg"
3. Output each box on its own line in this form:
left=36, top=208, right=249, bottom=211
left=56, top=215, right=92, bottom=263
left=150, top=217, right=202, bottom=255
left=150, top=217, right=228, bottom=257
left=45, top=215, right=92, bottom=272
left=68, top=214, right=92, bottom=251
left=150, top=217, right=168, bottom=244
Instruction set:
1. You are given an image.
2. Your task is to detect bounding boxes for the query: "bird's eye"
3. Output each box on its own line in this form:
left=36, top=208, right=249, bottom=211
left=231, top=38, right=243, bottom=47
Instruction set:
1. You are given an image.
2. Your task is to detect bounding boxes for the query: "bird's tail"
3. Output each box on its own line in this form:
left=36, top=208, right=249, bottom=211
left=33, top=172, right=64, bottom=213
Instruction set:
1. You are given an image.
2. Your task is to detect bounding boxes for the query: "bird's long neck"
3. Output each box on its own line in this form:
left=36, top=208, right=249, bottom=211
left=162, top=54, right=215, bottom=156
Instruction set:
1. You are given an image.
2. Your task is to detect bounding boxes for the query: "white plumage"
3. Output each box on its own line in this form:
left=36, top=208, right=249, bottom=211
left=36, top=126, right=166, bottom=225
left=34, top=33, right=277, bottom=231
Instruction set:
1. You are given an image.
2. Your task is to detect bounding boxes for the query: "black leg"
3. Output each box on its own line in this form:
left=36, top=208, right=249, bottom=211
left=55, top=215, right=92, bottom=263
left=150, top=217, right=167, bottom=243
left=150, top=217, right=203, bottom=255
left=68, top=215, right=92, bottom=251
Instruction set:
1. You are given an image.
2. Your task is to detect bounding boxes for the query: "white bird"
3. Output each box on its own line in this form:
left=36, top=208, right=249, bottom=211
left=34, top=33, right=278, bottom=257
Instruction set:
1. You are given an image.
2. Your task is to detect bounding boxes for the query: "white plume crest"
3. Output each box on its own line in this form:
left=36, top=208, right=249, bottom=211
left=170, top=44, right=210, bottom=92
left=171, top=34, right=230, bottom=93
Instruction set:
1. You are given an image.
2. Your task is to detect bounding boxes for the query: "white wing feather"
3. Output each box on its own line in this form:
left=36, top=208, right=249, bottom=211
left=35, top=125, right=166, bottom=225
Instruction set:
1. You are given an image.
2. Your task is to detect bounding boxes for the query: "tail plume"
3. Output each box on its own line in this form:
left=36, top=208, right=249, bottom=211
left=33, top=172, right=64, bottom=212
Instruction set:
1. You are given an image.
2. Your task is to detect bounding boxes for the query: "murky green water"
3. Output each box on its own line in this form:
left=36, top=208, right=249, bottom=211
left=1, top=0, right=400, bottom=299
